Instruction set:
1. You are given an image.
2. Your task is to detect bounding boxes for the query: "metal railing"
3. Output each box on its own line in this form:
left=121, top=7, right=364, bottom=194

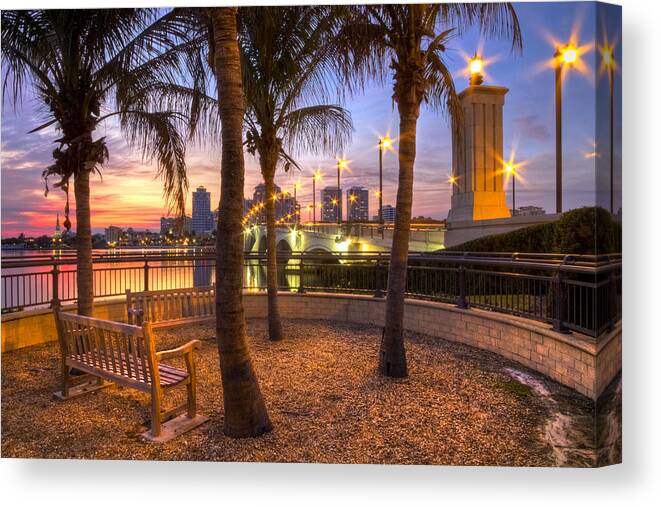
left=1, top=250, right=621, bottom=337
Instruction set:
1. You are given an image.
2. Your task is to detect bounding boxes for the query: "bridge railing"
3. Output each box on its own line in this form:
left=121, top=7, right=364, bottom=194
left=1, top=251, right=620, bottom=338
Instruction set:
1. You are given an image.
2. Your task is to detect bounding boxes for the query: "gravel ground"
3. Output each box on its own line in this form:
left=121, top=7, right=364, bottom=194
left=1, top=319, right=596, bottom=466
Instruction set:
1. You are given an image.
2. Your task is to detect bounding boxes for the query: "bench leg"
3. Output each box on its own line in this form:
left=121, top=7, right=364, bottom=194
left=61, top=360, right=70, bottom=398
left=184, top=353, right=197, bottom=418
left=150, top=388, right=162, bottom=438
left=186, top=381, right=196, bottom=418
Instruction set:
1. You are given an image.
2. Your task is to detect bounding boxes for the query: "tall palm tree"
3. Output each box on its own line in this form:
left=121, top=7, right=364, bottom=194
left=237, top=6, right=352, bottom=342
left=340, top=4, right=522, bottom=377
left=208, top=7, right=272, bottom=437
left=1, top=9, right=209, bottom=315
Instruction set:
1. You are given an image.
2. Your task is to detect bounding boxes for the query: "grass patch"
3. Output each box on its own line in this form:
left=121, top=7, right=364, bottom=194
left=494, top=379, right=533, bottom=397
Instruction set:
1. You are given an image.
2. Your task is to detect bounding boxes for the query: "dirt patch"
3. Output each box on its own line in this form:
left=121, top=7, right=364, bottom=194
left=2, top=319, right=595, bottom=466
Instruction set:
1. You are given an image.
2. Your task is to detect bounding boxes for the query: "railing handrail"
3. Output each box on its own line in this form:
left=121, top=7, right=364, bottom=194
left=1, top=250, right=621, bottom=273
left=1, top=250, right=621, bottom=337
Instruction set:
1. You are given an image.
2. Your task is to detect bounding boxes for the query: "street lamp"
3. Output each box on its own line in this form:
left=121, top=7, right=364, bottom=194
left=554, top=43, right=579, bottom=214
left=293, top=181, right=302, bottom=223
left=602, top=43, right=615, bottom=213
left=469, top=53, right=484, bottom=85
left=348, top=193, right=357, bottom=223
left=312, top=169, right=322, bottom=224
left=504, top=164, right=516, bottom=214
left=336, top=158, right=349, bottom=224
left=378, top=136, right=393, bottom=225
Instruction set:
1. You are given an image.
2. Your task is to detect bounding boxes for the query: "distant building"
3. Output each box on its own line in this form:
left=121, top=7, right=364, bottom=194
left=346, top=186, right=369, bottom=222
left=53, top=213, right=62, bottom=240
left=104, top=226, right=123, bottom=244
left=243, top=199, right=253, bottom=216
left=251, top=183, right=296, bottom=223
left=160, top=216, right=192, bottom=236
left=515, top=206, right=546, bottom=217
left=192, top=186, right=214, bottom=235
left=382, top=205, right=396, bottom=223
left=321, top=187, right=341, bottom=222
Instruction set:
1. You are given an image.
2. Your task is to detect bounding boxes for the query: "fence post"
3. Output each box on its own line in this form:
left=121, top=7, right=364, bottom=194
left=143, top=260, right=149, bottom=291
left=297, top=255, right=306, bottom=293
left=373, top=256, right=385, bottom=298
left=552, top=268, right=570, bottom=333
left=456, top=264, right=468, bottom=309
left=608, top=268, right=618, bottom=331
left=51, top=264, right=60, bottom=309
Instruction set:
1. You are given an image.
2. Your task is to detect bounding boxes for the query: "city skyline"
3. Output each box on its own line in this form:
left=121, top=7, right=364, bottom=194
left=0, top=2, right=621, bottom=237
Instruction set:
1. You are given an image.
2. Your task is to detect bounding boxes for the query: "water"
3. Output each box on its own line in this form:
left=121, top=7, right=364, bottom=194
left=1, top=248, right=304, bottom=311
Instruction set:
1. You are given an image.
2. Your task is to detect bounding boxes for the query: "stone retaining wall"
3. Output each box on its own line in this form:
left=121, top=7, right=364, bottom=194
left=1, top=292, right=621, bottom=400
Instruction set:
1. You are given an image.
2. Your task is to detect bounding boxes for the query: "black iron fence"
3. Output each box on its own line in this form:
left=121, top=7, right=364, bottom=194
left=1, top=251, right=621, bottom=338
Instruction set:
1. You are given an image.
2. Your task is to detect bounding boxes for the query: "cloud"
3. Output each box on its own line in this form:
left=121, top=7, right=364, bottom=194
left=512, top=114, right=551, bottom=143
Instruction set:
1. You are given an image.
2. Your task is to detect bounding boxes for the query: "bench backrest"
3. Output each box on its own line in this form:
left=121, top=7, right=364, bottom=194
left=126, top=286, right=215, bottom=326
left=55, top=311, right=158, bottom=386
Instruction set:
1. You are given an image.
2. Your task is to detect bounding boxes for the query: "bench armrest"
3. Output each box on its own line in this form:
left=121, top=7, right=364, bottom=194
left=156, top=340, right=201, bottom=361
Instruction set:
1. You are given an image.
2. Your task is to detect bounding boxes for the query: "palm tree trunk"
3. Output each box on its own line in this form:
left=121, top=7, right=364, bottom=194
left=74, top=169, right=93, bottom=316
left=262, top=161, right=284, bottom=342
left=211, top=6, right=272, bottom=438
left=379, top=95, right=420, bottom=378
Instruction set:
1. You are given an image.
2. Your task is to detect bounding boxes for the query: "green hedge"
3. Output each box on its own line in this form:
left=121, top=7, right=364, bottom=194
left=447, top=207, right=621, bottom=254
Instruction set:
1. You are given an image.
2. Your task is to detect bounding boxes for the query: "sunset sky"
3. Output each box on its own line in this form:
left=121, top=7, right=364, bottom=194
left=0, top=2, right=621, bottom=237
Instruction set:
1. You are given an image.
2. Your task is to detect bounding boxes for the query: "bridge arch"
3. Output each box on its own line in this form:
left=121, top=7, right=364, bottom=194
left=257, top=235, right=267, bottom=253
left=244, top=232, right=256, bottom=252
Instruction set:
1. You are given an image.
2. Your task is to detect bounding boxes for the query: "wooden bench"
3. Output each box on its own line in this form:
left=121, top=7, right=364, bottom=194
left=126, top=286, right=215, bottom=328
left=54, top=311, right=208, bottom=443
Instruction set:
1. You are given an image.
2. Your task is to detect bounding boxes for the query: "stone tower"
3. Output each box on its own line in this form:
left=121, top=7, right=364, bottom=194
left=447, top=85, right=511, bottom=223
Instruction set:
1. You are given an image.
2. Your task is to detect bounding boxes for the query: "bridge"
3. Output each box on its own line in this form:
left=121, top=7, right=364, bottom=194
left=244, top=223, right=445, bottom=254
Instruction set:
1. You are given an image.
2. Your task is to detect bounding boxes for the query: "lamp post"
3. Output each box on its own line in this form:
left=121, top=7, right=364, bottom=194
left=336, top=158, right=348, bottom=224
left=554, top=44, right=577, bottom=214
left=602, top=44, right=615, bottom=214
left=378, top=137, right=392, bottom=224
left=293, top=181, right=301, bottom=224
left=348, top=193, right=357, bottom=223
left=505, top=164, right=516, bottom=214
left=312, top=170, right=322, bottom=224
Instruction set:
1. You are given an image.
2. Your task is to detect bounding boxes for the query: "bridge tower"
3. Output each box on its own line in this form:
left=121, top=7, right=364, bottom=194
left=447, top=85, right=510, bottom=223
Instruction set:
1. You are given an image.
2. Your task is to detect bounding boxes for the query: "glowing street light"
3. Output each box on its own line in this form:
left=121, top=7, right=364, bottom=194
left=469, top=53, right=484, bottom=85
left=554, top=42, right=581, bottom=213
left=378, top=136, right=394, bottom=225
left=336, top=158, right=349, bottom=224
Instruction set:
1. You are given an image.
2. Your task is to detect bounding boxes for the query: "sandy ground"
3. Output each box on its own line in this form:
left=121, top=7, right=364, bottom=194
left=2, top=319, right=597, bottom=466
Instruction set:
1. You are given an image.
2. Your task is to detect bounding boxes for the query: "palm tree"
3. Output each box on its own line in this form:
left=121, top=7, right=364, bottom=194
left=1, top=9, right=209, bottom=315
left=208, top=7, right=272, bottom=437
left=340, top=4, right=522, bottom=377
left=238, top=6, right=352, bottom=342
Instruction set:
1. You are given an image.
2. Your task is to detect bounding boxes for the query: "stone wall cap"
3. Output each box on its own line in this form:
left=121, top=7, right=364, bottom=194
left=458, top=85, right=509, bottom=99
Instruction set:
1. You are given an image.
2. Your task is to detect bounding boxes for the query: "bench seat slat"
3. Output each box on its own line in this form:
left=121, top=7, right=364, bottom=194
left=67, top=352, right=188, bottom=387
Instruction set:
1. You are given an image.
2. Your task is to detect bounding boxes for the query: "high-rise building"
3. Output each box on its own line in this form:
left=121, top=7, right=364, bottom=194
left=382, top=204, right=396, bottom=223
left=346, top=186, right=369, bottom=222
left=192, top=186, right=214, bottom=235
left=251, top=183, right=296, bottom=223
left=160, top=216, right=192, bottom=236
left=321, top=187, right=341, bottom=222
left=104, top=226, right=123, bottom=243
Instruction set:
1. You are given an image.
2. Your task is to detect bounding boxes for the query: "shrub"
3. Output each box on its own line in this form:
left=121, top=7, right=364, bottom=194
left=447, top=207, right=621, bottom=254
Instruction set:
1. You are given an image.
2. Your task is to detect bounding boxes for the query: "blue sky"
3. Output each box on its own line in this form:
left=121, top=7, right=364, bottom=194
left=0, top=2, right=622, bottom=236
